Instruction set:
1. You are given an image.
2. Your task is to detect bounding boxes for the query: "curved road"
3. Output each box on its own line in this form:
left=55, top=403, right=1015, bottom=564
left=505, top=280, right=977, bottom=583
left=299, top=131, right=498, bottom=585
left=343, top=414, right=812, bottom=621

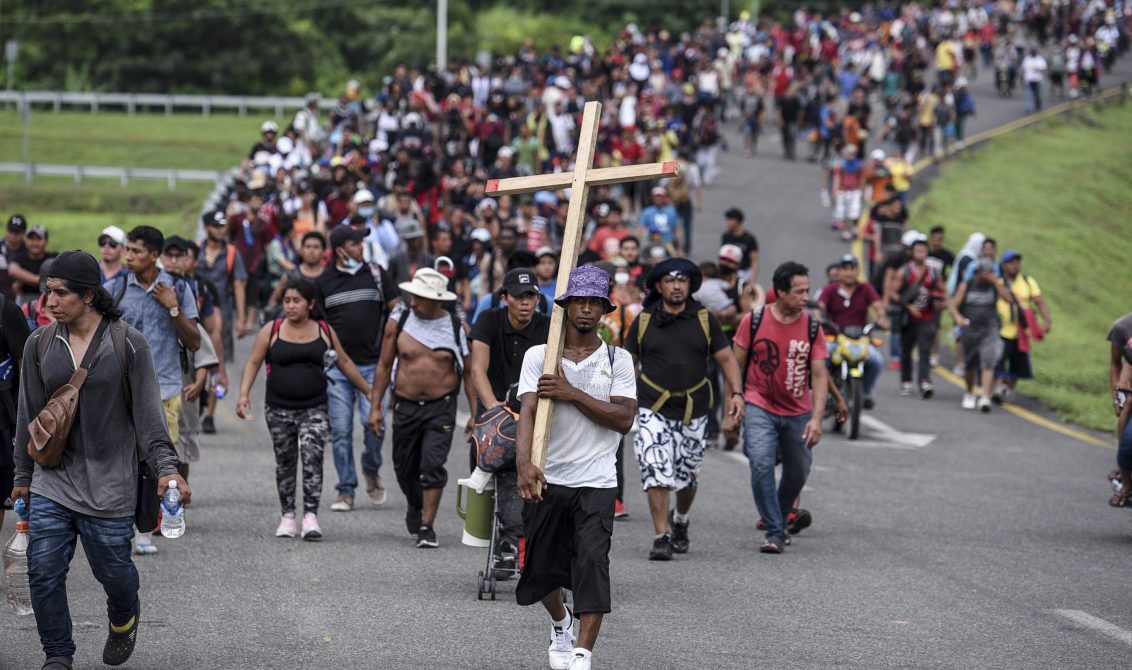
left=4, top=59, right=1132, bottom=669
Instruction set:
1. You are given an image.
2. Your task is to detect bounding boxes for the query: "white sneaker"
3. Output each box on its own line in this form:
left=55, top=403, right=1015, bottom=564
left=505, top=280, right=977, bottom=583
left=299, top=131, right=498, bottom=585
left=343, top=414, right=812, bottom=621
left=133, top=531, right=158, bottom=556
left=568, top=652, right=591, bottom=670
left=952, top=363, right=966, bottom=376
left=301, top=513, right=322, bottom=542
left=930, top=355, right=941, bottom=367
left=961, top=393, right=977, bottom=410
left=977, top=396, right=992, bottom=413
left=329, top=495, right=353, bottom=512
left=275, top=513, right=298, bottom=538
left=548, top=612, right=576, bottom=670
left=900, top=382, right=914, bottom=396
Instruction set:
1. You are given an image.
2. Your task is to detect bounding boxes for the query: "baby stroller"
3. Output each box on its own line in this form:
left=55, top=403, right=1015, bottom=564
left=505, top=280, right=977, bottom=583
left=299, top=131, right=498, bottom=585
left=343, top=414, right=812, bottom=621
left=460, top=404, right=524, bottom=601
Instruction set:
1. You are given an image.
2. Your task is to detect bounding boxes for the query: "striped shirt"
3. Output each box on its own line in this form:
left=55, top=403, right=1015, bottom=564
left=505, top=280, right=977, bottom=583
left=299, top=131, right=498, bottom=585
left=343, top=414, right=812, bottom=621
left=315, top=264, right=385, bottom=365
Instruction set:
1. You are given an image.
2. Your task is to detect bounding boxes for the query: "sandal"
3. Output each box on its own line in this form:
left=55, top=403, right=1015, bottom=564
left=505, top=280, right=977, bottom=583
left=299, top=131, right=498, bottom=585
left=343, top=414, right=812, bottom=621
left=1110, top=492, right=1127, bottom=508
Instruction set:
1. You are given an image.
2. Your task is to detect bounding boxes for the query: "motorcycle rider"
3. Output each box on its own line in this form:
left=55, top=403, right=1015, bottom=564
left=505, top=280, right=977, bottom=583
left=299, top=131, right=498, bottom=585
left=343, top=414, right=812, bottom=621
left=817, top=254, right=889, bottom=409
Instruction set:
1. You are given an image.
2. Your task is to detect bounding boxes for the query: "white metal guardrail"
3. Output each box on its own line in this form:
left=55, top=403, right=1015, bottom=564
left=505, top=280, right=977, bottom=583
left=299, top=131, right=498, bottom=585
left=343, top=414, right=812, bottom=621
left=0, top=90, right=332, bottom=117
left=0, top=161, right=230, bottom=189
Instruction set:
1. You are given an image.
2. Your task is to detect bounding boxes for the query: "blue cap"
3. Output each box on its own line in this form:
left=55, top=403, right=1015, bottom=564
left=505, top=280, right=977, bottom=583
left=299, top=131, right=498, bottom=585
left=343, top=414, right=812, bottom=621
left=1001, top=250, right=1022, bottom=263
left=838, top=253, right=859, bottom=266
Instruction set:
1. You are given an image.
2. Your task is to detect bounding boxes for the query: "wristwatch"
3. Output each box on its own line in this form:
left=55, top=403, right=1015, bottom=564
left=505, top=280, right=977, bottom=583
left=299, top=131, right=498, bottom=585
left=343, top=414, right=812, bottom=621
left=169, top=307, right=180, bottom=318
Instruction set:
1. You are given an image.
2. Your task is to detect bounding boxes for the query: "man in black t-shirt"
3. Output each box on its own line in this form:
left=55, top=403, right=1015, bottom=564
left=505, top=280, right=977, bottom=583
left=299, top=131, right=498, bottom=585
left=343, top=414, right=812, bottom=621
left=469, top=269, right=550, bottom=413
left=316, top=226, right=387, bottom=512
left=467, top=268, right=549, bottom=569
left=9, top=225, right=56, bottom=307
left=624, top=259, right=743, bottom=561
left=720, top=207, right=759, bottom=283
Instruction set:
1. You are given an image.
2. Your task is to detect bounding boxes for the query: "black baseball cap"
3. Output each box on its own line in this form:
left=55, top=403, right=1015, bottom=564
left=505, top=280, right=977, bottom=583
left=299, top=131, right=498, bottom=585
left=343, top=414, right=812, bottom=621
left=202, top=211, right=227, bottom=228
left=502, top=268, right=539, bottom=296
left=163, top=235, right=191, bottom=254
left=329, top=224, right=367, bottom=249
left=7, top=214, right=27, bottom=232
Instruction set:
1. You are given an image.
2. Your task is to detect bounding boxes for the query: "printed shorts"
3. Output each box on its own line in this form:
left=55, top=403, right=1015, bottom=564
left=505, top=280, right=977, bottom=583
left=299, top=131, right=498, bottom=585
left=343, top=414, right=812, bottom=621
left=633, top=408, right=708, bottom=491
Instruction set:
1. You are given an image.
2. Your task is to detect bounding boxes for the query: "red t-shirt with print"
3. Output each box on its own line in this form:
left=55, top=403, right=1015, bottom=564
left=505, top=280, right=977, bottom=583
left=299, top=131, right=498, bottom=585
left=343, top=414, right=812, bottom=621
left=735, top=307, right=828, bottom=417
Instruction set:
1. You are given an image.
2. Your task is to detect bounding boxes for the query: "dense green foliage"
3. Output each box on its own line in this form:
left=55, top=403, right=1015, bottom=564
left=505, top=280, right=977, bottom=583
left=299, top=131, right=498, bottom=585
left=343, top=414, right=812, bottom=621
left=0, top=0, right=765, bottom=95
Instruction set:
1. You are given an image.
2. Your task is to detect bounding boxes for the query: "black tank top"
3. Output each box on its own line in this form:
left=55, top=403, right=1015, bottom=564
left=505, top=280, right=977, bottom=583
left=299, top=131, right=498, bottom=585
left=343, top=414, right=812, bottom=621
left=265, top=325, right=329, bottom=410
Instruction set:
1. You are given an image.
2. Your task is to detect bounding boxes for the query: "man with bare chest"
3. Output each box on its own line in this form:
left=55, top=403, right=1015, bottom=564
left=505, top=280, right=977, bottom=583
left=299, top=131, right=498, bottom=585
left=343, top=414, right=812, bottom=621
left=369, top=268, right=471, bottom=548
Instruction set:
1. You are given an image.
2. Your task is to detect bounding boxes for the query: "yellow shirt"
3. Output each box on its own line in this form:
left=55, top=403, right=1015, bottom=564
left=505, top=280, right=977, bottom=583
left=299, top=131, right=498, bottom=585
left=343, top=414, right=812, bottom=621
left=997, top=274, right=1041, bottom=339
left=936, top=41, right=955, bottom=72
left=885, top=159, right=913, bottom=192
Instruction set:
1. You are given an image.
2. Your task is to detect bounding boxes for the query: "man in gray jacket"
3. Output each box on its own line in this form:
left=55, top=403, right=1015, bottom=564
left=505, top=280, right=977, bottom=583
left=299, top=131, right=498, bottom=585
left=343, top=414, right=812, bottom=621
left=10, top=251, right=188, bottom=670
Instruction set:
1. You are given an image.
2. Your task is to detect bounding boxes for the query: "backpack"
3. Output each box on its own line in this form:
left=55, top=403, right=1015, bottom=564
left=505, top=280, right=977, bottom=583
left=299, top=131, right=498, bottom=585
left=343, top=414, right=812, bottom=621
left=957, top=91, right=976, bottom=116
left=635, top=306, right=714, bottom=424
left=742, top=306, right=821, bottom=391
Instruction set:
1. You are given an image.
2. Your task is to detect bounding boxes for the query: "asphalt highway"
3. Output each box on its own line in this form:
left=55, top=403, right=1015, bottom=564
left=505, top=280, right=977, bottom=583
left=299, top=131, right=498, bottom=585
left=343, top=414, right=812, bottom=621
left=3, top=56, right=1131, bottom=670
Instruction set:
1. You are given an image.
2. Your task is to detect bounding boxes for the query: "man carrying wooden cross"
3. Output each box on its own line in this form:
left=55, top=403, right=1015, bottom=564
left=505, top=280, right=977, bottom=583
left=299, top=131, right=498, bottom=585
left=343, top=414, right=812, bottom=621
left=515, top=266, right=636, bottom=670
left=490, top=100, right=673, bottom=670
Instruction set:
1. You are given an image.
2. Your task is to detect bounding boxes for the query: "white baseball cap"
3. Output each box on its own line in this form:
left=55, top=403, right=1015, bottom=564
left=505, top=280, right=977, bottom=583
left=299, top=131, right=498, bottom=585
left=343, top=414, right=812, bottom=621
left=352, top=189, right=375, bottom=205
left=260, top=121, right=279, bottom=134
left=100, top=225, right=126, bottom=245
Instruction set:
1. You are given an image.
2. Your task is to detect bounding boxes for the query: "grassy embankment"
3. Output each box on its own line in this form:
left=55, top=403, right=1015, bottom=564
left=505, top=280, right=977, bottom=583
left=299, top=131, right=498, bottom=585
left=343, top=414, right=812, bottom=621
left=912, top=102, right=1132, bottom=431
left=0, top=110, right=262, bottom=251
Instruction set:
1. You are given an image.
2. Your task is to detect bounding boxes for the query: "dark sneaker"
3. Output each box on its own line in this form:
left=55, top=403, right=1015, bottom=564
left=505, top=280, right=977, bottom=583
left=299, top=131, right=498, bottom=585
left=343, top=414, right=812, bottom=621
left=406, top=508, right=423, bottom=538
left=416, top=525, right=439, bottom=548
left=759, top=536, right=785, bottom=554
left=863, top=397, right=875, bottom=410
left=786, top=509, right=813, bottom=535
left=648, top=533, right=674, bottom=561
left=201, top=415, right=216, bottom=434
left=756, top=517, right=766, bottom=531
left=42, top=658, right=72, bottom=670
left=668, top=511, right=690, bottom=554
left=102, top=605, right=140, bottom=666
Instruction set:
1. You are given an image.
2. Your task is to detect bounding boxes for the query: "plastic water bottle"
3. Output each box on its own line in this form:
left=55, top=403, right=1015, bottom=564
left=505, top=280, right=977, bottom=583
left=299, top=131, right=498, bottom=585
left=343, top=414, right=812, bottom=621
left=160, top=481, right=186, bottom=539
left=3, top=498, right=33, bottom=616
left=213, top=383, right=226, bottom=400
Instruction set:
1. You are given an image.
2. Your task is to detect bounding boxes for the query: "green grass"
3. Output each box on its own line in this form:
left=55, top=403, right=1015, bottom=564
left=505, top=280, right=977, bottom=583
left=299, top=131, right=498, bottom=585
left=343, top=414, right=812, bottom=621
left=912, top=102, right=1132, bottom=431
left=0, top=175, right=208, bottom=253
left=0, top=109, right=263, bottom=170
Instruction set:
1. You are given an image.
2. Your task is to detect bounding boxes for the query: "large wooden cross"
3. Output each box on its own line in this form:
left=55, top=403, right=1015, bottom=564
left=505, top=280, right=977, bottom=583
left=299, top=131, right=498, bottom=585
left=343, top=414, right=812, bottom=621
left=487, top=100, right=677, bottom=483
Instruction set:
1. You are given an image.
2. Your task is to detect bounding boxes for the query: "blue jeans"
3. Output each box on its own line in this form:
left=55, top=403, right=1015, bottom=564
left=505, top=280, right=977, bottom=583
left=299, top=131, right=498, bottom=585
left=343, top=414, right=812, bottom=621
left=742, top=405, right=813, bottom=541
left=27, top=494, right=139, bottom=663
left=864, top=344, right=884, bottom=398
left=1117, top=419, right=1132, bottom=471
left=327, top=364, right=384, bottom=497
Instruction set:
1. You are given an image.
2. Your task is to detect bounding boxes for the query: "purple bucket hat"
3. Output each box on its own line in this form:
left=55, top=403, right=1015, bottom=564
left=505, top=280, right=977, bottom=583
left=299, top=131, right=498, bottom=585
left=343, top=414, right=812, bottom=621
left=554, top=265, right=616, bottom=313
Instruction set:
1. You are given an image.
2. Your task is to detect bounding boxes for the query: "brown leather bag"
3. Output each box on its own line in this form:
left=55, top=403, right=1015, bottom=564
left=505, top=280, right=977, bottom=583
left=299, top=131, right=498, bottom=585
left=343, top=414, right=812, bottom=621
left=28, top=319, right=109, bottom=468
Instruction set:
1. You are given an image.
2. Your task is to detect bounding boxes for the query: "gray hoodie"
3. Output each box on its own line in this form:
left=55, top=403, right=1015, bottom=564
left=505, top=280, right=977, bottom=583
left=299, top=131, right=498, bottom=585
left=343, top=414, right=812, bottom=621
left=13, top=319, right=180, bottom=518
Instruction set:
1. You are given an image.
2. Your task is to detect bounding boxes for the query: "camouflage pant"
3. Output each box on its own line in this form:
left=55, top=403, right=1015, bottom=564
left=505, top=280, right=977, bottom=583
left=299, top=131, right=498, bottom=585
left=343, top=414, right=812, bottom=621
left=266, top=405, right=330, bottom=515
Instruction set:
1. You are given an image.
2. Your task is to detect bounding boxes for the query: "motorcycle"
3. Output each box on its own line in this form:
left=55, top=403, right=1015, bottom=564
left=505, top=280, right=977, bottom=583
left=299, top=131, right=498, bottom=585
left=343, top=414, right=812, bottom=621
left=825, top=323, right=884, bottom=440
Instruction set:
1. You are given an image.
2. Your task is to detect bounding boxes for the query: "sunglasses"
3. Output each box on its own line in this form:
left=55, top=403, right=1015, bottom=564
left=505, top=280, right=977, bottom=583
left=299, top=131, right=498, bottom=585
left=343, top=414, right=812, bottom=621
left=98, top=236, right=121, bottom=248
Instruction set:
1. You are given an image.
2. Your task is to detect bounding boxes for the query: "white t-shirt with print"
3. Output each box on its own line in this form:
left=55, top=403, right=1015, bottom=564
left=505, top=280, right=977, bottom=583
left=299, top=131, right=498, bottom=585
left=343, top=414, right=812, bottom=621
left=518, top=344, right=636, bottom=489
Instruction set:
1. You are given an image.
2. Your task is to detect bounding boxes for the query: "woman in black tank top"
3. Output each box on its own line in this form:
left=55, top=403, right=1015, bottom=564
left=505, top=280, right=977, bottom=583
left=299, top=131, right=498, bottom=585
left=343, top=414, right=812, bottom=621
left=236, top=281, right=372, bottom=541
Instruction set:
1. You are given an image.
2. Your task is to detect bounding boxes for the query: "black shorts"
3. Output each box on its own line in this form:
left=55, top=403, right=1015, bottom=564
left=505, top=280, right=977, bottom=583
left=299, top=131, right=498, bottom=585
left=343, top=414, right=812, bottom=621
left=516, top=485, right=616, bottom=615
left=995, top=337, right=1033, bottom=380
left=391, top=392, right=458, bottom=496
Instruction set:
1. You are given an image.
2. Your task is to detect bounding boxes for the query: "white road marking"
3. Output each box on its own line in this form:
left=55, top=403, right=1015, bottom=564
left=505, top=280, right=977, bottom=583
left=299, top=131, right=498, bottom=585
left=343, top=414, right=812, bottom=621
left=1051, top=610, right=1132, bottom=646
left=831, top=416, right=937, bottom=450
